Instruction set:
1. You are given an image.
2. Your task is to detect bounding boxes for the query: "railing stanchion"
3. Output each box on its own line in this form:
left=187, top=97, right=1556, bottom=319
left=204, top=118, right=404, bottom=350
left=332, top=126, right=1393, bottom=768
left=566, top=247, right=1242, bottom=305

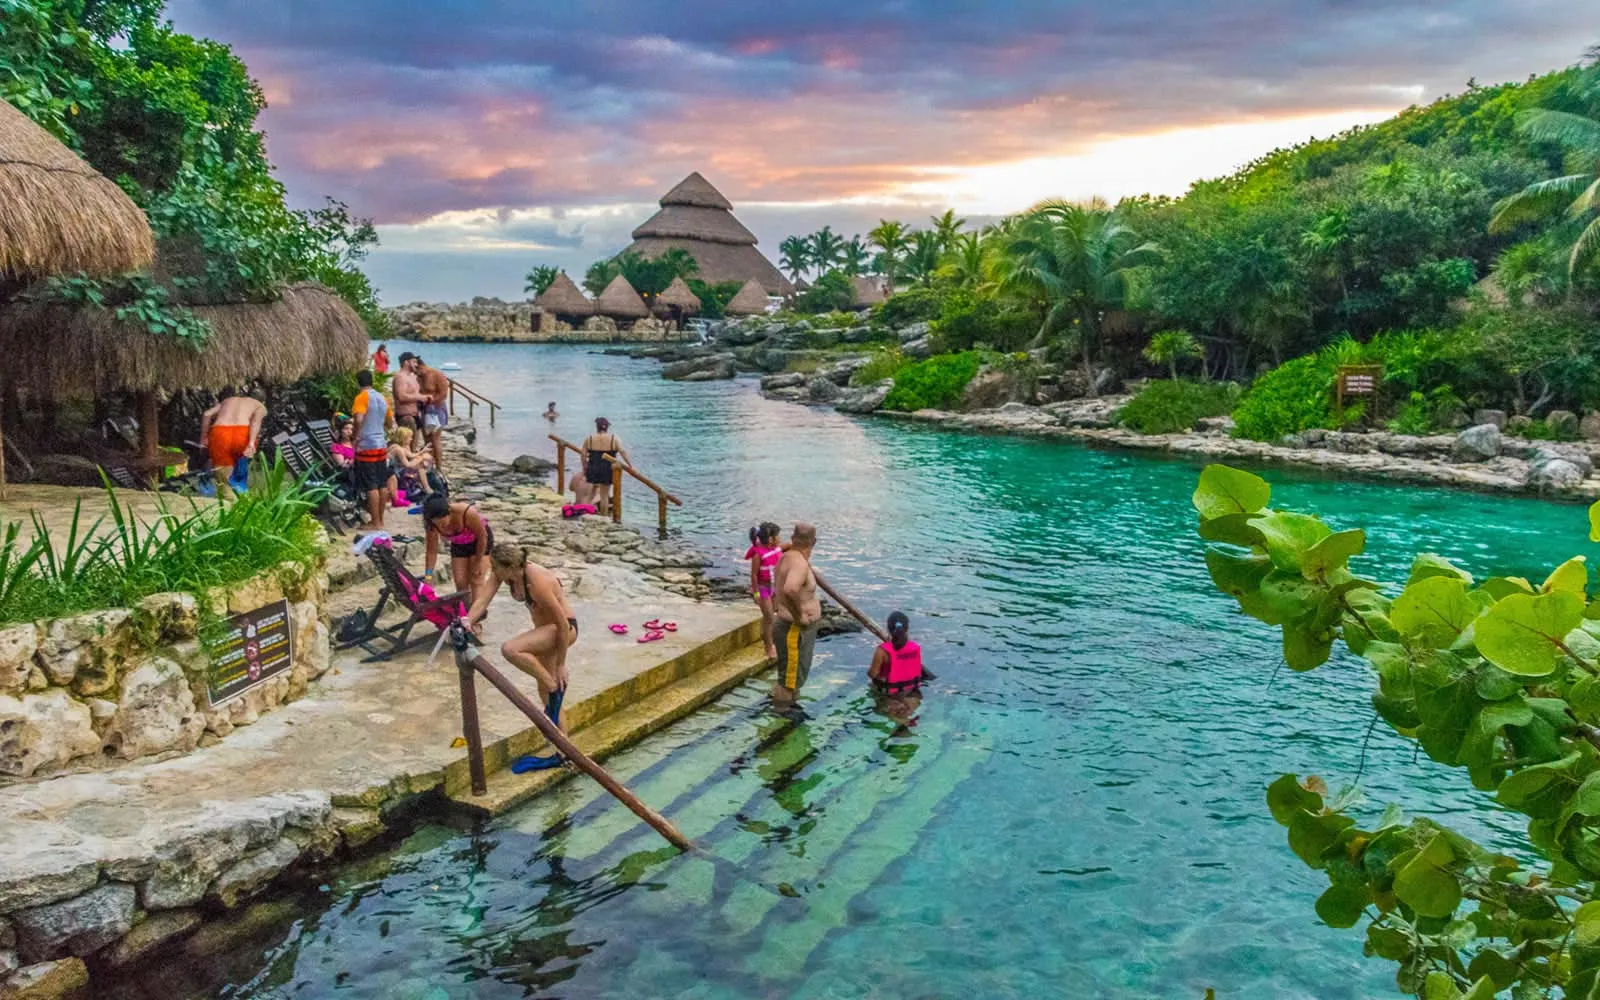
left=555, top=443, right=565, bottom=495
left=490, top=402, right=497, bottom=428
left=658, top=494, right=668, bottom=537
left=457, top=657, right=488, bottom=796
left=612, top=466, right=623, bottom=523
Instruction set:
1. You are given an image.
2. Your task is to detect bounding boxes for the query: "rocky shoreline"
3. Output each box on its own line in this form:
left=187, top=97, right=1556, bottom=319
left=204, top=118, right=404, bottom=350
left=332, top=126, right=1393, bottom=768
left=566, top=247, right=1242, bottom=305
left=385, top=297, right=695, bottom=344
left=619, top=314, right=1600, bottom=502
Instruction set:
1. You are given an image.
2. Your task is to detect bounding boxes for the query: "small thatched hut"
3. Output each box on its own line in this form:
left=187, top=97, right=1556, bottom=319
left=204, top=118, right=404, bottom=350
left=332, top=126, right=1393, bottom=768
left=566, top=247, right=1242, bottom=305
left=595, top=274, right=650, bottom=321
left=0, top=99, right=155, bottom=287
left=652, top=276, right=701, bottom=327
left=849, top=276, right=889, bottom=311
left=723, top=279, right=771, bottom=317
left=624, top=173, right=791, bottom=296
left=532, top=271, right=593, bottom=331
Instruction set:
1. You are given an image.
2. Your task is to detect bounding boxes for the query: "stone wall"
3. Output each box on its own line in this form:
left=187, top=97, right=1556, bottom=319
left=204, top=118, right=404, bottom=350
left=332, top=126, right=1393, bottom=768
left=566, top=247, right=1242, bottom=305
left=0, top=562, right=332, bottom=780
left=385, top=297, right=694, bottom=344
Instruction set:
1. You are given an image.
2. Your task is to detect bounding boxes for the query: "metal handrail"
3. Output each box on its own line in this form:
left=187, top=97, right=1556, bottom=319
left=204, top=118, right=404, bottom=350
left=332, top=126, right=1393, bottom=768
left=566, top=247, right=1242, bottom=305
left=446, top=381, right=500, bottom=427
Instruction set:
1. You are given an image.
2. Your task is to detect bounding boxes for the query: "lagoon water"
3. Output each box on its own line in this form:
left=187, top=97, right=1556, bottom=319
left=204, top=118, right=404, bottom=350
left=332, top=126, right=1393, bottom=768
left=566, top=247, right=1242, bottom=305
left=139, top=344, right=1597, bottom=999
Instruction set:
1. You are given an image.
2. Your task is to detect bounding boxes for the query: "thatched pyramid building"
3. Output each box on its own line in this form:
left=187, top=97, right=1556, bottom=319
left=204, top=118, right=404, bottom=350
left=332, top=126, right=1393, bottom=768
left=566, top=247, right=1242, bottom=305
left=625, top=172, right=790, bottom=296
left=595, top=274, right=650, bottom=320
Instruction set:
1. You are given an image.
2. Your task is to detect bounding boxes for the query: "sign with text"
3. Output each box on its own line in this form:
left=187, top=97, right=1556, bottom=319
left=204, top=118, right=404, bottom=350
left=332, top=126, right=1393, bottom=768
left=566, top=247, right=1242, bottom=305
left=205, top=599, right=293, bottom=706
left=1335, top=365, right=1384, bottom=412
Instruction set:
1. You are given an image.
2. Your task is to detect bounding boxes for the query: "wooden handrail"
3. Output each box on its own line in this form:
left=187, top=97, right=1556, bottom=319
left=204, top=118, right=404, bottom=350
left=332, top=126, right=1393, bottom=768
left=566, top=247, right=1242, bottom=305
left=604, top=454, right=681, bottom=536
left=548, top=433, right=583, bottom=500
left=446, top=380, right=500, bottom=428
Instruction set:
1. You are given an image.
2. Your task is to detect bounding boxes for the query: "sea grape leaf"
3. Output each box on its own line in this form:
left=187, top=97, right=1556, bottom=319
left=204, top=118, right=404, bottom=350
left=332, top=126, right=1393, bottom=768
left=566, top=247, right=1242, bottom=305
left=1475, top=591, right=1585, bottom=677
left=1590, top=499, right=1600, bottom=543
left=1393, top=833, right=1461, bottom=919
left=1459, top=697, right=1533, bottom=790
left=1284, top=624, right=1335, bottom=672
left=1315, top=883, right=1369, bottom=928
left=1479, top=576, right=1535, bottom=601
left=1267, top=774, right=1322, bottom=825
left=1255, top=511, right=1334, bottom=573
left=1408, top=553, right=1472, bottom=586
left=1204, top=549, right=1280, bottom=624
left=1472, top=664, right=1521, bottom=702
left=1288, top=809, right=1353, bottom=868
left=1197, top=512, right=1265, bottom=547
left=1193, top=465, right=1270, bottom=520
left=1571, top=676, right=1600, bottom=722
left=1366, top=923, right=1410, bottom=961
left=1575, top=899, right=1600, bottom=950
left=1544, top=556, right=1589, bottom=596
left=1497, top=751, right=1588, bottom=819
left=1391, top=576, right=1475, bottom=650
left=1303, top=529, right=1366, bottom=580
left=1556, top=771, right=1600, bottom=840
left=1260, top=570, right=1321, bottom=624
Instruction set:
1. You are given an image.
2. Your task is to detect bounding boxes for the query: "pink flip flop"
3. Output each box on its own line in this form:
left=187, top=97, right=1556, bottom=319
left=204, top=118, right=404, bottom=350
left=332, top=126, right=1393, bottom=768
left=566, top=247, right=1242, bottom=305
left=661, top=622, right=678, bottom=632
left=608, top=623, right=629, bottom=635
left=643, top=619, right=663, bottom=631
left=637, top=630, right=665, bottom=643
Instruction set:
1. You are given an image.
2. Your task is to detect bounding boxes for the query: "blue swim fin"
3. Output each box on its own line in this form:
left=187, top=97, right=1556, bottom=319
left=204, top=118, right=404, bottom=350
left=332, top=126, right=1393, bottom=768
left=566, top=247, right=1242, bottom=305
left=545, top=687, right=566, bottom=726
left=510, top=754, right=564, bottom=774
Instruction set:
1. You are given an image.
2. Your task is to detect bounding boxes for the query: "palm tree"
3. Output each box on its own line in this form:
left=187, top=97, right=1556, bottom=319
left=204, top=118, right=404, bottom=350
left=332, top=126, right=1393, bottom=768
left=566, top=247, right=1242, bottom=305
left=868, top=220, right=909, bottom=289
left=809, top=226, right=845, bottom=273
left=779, top=236, right=810, bottom=283
left=903, top=230, right=942, bottom=287
left=841, top=236, right=871, bottom=276
left=1489, top=104, right=1600, bottom=278
left=1143, top=330, right=1203, bottom=380
left=941, top=231, right=989, bottom=289
left=524, top=265, right=560, bottom=297
left=930, top=209, right=966, bottom=251
left=991, top=199, right=1159, bottom=393
left=1300, top=209, right=1350, bottom=299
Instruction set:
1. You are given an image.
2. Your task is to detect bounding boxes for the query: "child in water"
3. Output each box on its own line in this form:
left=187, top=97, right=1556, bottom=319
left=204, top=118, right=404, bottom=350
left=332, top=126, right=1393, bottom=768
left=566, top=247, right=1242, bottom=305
left=868, top=611, right=925, bottom=723
left=744, top=522, right=784, bottom=659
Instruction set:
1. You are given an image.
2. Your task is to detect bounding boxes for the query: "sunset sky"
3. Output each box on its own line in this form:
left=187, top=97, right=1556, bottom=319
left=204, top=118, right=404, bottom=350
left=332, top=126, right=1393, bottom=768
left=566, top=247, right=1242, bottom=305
left=166, top=0, right=1593, bottom=305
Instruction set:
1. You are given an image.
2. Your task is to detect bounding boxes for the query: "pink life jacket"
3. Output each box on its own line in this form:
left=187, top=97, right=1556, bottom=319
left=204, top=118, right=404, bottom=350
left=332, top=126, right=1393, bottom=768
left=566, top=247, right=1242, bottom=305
left=562, top=503, right=599, bottom=519
left=879, top=640, right=923, bottom=690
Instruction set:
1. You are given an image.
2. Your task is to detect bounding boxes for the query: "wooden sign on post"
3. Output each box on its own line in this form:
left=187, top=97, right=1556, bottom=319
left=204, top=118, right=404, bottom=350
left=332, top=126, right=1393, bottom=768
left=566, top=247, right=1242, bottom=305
left=1335, top=364, right=1383, bottom=415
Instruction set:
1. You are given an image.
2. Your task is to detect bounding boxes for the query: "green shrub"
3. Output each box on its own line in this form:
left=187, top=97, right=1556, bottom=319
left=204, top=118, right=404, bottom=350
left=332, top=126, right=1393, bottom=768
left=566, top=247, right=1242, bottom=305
left=1385, top=385, right=1465, bottom=435
left=882, top=352, right=981, bottom=411
left=1231, top=353, right=1341, bottom=441
left=1116, top=379, right=1240, bottom=434
left=793, top=271, right=854, bottom=314
left=871, top=287, right=943, bottom=328
left=930, top=289, right=1038, bottom=353
left=850, top=346, right=909, bottom=386
left=0, top=459, right=325, bottom=626
left=1512, top=418, right=1580, bottom=442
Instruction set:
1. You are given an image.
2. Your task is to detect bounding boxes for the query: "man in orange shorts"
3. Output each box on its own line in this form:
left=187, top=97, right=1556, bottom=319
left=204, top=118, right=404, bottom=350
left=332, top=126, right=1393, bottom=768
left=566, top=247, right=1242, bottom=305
left=200, top=388, right=267, bottom=499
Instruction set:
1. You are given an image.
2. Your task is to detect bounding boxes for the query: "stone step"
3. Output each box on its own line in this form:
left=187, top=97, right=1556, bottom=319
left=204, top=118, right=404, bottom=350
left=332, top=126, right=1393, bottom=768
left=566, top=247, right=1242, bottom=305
left=447, top=632, right=768, bottom=816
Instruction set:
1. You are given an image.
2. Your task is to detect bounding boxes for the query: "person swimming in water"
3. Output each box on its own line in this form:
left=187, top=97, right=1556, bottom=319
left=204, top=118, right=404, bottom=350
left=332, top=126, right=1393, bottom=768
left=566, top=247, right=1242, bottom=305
left=744, top=522, right=784, bottom=659
left=868, top=611, right=925, bottom=724
left=543, top=401, right=559, bottom=422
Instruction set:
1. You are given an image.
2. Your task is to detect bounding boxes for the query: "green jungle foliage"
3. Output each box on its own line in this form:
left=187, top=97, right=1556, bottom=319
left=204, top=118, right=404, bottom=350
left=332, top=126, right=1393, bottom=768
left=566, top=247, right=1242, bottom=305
left=872, top=286, right=943, bottom=327
left=792, top=270, right=854, bottom=314
left=583, top=248, right=698, bottom=299
left=931, top=288, right=1039, bottom=353
left=687, top=279, right=743, bottom=320
left=849, top=346, right=910, bottom=387
left=0, top=0, right=387, bottom=335
left=0, top=459, right=324, bottom=625
left=882, top=352, right=981, bottom=412
left=1192, top=463, right=1600, bottom=999
left=1116, top=379, right=1240, bottom=435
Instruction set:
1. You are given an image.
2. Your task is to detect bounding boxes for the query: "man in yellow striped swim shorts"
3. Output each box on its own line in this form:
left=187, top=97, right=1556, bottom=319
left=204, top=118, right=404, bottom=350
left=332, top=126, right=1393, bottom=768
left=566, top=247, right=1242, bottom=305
left=772, top=523, right=821, bottom=704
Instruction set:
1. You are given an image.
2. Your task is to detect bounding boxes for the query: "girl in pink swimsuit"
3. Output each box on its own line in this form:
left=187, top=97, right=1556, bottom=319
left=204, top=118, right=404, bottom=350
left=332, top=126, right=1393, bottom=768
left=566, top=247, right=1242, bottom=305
left=744, top=522, right=784, bottom=659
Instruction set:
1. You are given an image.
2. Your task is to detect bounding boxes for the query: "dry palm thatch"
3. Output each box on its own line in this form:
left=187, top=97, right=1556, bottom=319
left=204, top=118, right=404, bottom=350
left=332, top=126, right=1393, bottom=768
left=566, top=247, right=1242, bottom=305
left=533, top=271, right=593, bottom=317
left=849, top=276, right=888, bottom=309
left=659, top=171, right=733, bottom=210
left=0, top=282, right=363, bottom=395
left=627, top=238, right=791, bottom=295
left=0, top=99, right=154, bottom=283
left=595, top=274, right=650, bottom=319
left=723, top=279, right=771, bottom=316
left=624, top=171, right=791, bottom=295
left=652, top=276, right=701, bottom=315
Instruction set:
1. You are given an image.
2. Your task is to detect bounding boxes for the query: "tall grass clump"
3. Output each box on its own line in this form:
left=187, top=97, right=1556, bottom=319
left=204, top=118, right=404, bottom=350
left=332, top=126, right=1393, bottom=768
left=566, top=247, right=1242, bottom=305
left=1116, top=379, right=1240, bottom=435
left=0, top=457, right=325, bottom=626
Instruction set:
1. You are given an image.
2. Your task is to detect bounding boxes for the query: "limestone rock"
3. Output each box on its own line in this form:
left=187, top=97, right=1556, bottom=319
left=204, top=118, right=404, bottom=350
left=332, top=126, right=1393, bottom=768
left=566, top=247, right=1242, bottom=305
left=13, top=884, right=136, bottom=961
left=760, top=372, right=805, bottom=391
left=1583, top=412, right=1600, bottom=442
left=835, top=381, right=893, bottom=414
left=0, top=626, right=37, bottom=697
left=806, top=376, right=842, bottom=403
left=1530, top=458, right=1585, bottom=492
left=901, top=336, right=932, bottom=359
left=0, top=691, right=100, bottom=778
left=330, top=808, right=384, bottom=850
left=135, top=593, right=199, bottom=641
left=896, top=321, right=931, bottom=344
left=1471, top=408, right=1507, bottom=429
left=0, top=958, right=88, bottom=999
left=961, top=367, right=1035, bottom=411
left=101, top=657, right=203, bottom=761
left=210, top=837, right=302, bottom=909
left=0, top=849, right=101, bottom=917
left=1196, top=416, right=1236, bottom=434
left=99, top=909, right=200, bottom=967
left=678, top=362, right=736, bottom=382
left=661, top=353, right=734, bottom=380
left=225, top=574, right=285, bottom=616
left=1506, top=414, right=1533, bottom=436
left=1, top=921, right=13, bottom=949
left=580, top=315, right=618, bottom=335
left=1451, top=424, right=1501, bottom=463
left=0, top=950, right=15, bottom=978
left=37, top=609, right=133, bottom=695
left=1547, top=410, right=1580, bottom=438
left=510, top=454, right=555, bottom=476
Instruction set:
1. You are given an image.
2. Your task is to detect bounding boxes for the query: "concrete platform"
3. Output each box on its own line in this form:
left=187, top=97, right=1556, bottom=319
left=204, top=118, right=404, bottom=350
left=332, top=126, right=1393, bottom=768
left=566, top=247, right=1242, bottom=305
left=0, top=590, right=762, bottom=905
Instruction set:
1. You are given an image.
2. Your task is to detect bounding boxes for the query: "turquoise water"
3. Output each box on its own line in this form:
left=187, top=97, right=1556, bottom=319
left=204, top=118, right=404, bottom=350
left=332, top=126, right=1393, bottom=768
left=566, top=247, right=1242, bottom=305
left=144, top=345, right=1598, bottom=998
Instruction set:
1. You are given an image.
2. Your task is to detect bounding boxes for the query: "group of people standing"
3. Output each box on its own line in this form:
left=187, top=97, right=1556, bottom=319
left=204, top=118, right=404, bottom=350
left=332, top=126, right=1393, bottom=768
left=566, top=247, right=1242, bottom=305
left=349, top=350, right=451, bottom=532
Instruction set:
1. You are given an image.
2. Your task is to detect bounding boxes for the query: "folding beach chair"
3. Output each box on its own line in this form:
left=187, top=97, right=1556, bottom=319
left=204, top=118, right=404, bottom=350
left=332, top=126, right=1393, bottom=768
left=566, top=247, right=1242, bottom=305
left=304, top=419, right=336, bottom=454
left=333, top=537, right=480, bottom=661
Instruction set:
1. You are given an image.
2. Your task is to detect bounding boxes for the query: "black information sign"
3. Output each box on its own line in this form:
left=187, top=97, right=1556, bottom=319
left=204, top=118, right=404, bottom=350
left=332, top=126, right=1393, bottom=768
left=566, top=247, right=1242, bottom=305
left=205, top=599, right=293, bottom=706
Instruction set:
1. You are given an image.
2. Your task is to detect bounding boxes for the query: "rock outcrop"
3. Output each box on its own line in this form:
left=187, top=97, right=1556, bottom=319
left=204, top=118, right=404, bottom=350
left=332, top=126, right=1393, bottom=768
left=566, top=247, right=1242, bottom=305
left=385, top=298, right=694, bottom=344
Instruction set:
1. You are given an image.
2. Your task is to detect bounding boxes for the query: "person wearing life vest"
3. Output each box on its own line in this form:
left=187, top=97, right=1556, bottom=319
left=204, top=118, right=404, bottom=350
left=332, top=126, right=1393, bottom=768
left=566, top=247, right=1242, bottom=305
left=869, top=611, right=925, bottom=696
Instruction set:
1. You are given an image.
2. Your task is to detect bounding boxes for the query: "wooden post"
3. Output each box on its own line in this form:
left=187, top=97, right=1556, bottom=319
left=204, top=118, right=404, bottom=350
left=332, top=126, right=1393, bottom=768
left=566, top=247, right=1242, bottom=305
left=555, top=445, right=565, bottom=497
left=611, top=465, right=623, bottom=523
left=136, top=391, right=160, bottom=463
left=465, top=649, right=691, bottom=851
left=490, top=402, right=497, bottom=428
left=0, top=409, right=7, bottom=500
left=448, top=385, right=456, bottom=418
left=658, top=493, right=668, bottom=537
left=813, top=568, right=889, bottom=643
left=468, top=399, right=476, bottom=423
left=457, top=658, right=487, bottom=796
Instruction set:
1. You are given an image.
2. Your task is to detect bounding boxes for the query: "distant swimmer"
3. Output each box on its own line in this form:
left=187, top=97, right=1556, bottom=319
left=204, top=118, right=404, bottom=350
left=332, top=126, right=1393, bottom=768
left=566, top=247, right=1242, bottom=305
left=544, top=401, right=559, bottom=422
left=772, top=522, right=821, bottom=705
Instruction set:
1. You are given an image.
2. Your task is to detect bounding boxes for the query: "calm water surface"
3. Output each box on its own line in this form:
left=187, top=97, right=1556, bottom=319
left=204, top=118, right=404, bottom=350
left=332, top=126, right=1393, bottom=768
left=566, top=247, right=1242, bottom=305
left=140, top=344, right=1600, bottom=999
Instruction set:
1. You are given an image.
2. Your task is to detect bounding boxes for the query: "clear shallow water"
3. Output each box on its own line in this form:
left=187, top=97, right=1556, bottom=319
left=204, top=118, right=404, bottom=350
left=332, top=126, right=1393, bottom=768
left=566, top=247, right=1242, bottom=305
left=139, top=345, right=1600, bottom=998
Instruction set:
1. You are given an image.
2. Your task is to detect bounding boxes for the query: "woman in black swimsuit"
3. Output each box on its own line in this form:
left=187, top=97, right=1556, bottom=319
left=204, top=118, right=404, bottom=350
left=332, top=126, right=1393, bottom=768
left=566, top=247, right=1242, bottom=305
left=581, top=417, right=630, bottom=516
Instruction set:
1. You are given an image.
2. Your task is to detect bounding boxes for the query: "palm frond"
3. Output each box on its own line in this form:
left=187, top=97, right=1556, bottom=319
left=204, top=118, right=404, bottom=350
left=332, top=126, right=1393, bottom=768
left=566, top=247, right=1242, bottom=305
left=1518, top=109, right=1600, bottom=156
left=1570, top=216, right=1600, bottom=277
left=1489, top=175, right=1593, bottom=231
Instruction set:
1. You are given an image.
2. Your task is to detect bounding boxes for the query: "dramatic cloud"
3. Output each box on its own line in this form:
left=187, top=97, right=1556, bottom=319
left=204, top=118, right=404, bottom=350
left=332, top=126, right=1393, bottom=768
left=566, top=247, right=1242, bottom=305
left=168, top=0, right=1595, bottom=302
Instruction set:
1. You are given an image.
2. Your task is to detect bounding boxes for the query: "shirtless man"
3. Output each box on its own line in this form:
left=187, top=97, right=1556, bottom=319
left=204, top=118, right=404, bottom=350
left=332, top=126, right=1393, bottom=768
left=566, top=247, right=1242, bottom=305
left=414, top=358, right=451, bottom=471
left=199, top=388, right=266, bottom=499
left=772, top=522, right=822, bottom=704
left=469, top=543, right=579, bottom=772
left=392, top=352, right=425, bottom=448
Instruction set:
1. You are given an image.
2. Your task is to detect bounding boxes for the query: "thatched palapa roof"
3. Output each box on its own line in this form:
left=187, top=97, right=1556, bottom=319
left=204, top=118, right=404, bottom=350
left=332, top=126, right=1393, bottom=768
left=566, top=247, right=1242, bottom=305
left=533, top=271, right=593, bottom=317
left=595, top=274, right=649, bottom=319
left=652, top=276, right=701, bottom=316
left=0, top=282, right=366, bottom=395
left=723, top=279, right=771, bottom=317
left=0, top=99, right=154, bottom=284
left=624, top=172, right=791, bottom=296
left=850, top=276, right=888, bottom=310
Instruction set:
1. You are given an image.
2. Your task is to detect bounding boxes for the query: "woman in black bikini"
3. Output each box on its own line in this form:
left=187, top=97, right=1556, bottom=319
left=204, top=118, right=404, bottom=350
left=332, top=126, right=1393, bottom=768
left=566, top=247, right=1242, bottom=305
left=581, top=417, right=630, bottom=516
left=468, top=543, right=579, bottom=773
